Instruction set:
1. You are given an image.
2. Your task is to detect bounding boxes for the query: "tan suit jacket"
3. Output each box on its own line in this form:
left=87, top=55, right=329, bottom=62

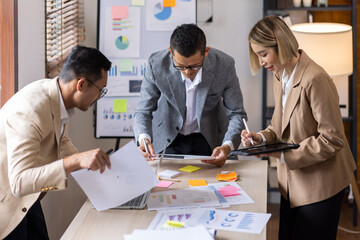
left=0, top=78, right=77, bottom=238
left=261, top=50, right=356, bottom=207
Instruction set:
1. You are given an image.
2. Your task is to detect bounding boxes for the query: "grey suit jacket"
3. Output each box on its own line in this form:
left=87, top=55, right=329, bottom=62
left=0, top=78, right=78, bottom=238
left=134, top=48, right=247, bottom=153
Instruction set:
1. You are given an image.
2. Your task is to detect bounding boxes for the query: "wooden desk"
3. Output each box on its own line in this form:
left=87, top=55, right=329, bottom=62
left=61, top=160, right=267, bottom=240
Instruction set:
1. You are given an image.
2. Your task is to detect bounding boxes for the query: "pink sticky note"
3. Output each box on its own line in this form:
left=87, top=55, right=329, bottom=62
left=155, top=181, right=174, bottom=188
left=218, top=189, right=240, bottom=197
left=219, top=185, right=241, bottom=191
left=112, top=6, right=129, bottom=20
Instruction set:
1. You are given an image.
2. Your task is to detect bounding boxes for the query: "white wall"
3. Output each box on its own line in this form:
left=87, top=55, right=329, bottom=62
left=16, top=0, right=263, bottom=239
left=198, top=0, right=263, bottom=133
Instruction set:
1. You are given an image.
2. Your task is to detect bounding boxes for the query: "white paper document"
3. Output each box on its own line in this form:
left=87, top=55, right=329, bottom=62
left=147, top=188, right=221, bottom=210
left=207, top=209, right=271, bottom=234
left=148, top=208, right=271, bottom=235
left=207, top=182, right=255, bottom=205
left=71, top=141, right=159, bottom=211
left=124, top=225, right=214, bottom=240
left=148, top=208, right=211, bottom=230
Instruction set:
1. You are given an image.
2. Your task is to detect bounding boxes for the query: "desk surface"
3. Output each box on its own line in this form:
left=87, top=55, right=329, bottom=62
left=61, top=159, right=268, bottom=240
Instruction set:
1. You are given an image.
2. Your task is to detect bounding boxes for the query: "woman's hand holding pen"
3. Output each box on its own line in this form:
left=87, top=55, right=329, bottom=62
left=240, top=130, right=263, bottom=147
left=139, top=138, right=156, bottom=161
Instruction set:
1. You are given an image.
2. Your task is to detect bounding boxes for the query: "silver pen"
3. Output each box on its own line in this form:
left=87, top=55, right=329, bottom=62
left=142, top=138, right=151, bottom=160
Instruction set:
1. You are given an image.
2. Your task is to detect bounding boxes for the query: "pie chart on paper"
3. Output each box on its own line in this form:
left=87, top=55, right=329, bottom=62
left=115, top=36, right=129, bottom=50
left=154, top=2, right=171, bottom=21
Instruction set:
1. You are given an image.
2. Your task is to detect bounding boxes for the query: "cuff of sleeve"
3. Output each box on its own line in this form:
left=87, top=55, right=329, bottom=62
left=139, top=134, right=151, bottom=144
left=222, top=141, right=234, bottom=151
left=258, top=132, right=267, bottom=146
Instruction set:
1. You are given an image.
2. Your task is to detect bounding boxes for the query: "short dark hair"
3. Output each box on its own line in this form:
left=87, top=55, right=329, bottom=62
left=60, top=46, right=111, bottom=82
left=170, top=24, right=206, bottom=57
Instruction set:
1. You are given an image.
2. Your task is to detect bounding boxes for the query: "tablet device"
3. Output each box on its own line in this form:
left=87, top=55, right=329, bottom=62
left=150, top=154, right=215, bottom=161
left=230, top=143, right=299, bottom=156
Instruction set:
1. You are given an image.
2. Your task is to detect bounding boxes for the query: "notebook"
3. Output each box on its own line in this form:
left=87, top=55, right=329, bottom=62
left=230, top=143, right=300, bottom=156
left=113, top=142, right=168, bottom=209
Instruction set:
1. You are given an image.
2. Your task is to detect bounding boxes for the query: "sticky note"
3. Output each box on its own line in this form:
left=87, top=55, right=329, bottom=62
left=218, top=189, right=240, bottom=197
left=112, top=6, right=129, bottom=19
left=131, top=0, right=145, bottom=6
left=155, top=181, right=174, bottom=188
left=216, top=171, right=237, bottom=181
left=219, top=185, right=241, bottom=191
left=158, top=170, right=180, bottom=179
left=119, top=59, right=133, bottom=72
left=163, top=0, right=176, bottom=7
left=188, top=179, right=207, bottom=187
left=179, top=165, right=201, bottom=173
left=113, top=99, right=127, bottom=113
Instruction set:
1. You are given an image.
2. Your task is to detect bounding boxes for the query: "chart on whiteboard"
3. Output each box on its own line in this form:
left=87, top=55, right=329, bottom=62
left=96, top=96, right=140, bottom=138
left=106, top=58, right=147, bottom=96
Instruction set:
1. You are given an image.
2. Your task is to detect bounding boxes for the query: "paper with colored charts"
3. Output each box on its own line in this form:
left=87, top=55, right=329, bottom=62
left=207, top=209, right=271, bottom=234
left=147, top=188, right=221, bottom=210
left=147, top=208, right=212, bottom=230
left=193, top=182, right=254, bottom=206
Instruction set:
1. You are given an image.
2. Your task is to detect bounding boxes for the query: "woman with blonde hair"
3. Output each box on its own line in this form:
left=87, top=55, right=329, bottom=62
left=243, top=15, right=356, bottom=240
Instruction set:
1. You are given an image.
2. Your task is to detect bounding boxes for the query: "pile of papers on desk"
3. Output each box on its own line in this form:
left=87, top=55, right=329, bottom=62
left=124, top=225, right=214, bottom=240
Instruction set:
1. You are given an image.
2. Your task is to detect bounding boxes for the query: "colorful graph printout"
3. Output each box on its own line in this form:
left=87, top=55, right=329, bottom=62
left=147, top=188, right=221, bottom=210
left=207, top=209, right=271, bottom=234
left=104, top=6, right=140, bottom=57
left=146, top=0, right=196, bottom=31
left=95, top=96, right=139, bottom=138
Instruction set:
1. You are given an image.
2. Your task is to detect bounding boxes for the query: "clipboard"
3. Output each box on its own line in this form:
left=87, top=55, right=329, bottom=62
left=230, top=143, right=300, bottom=156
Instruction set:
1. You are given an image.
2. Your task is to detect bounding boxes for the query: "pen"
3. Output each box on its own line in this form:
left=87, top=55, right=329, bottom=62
left=158, top=177, right=181, bottom=182
left=106, top=149, right=113, bottom=155
left=142, top=138, right=151, bottom=160
left=242, top=118, right=254, bottom=145
left=88, top=149, right=113, bottom=171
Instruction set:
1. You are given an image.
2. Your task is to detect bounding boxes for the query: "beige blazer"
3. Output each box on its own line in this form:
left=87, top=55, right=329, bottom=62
left=261, top=50, right=356, bottom=207
left=0, top=78, right=77, bottom=238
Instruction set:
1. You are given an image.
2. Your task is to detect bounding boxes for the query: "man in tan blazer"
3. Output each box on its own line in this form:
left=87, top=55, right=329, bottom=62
left=0, top=46, right=112, bottom=239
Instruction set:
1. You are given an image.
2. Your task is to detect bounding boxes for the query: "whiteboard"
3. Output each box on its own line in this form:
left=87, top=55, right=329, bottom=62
left=95, top=0, right=196, bottom=138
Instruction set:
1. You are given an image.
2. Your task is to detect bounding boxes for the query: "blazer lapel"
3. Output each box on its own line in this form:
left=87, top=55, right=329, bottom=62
left=196, top=61, right=214, bottom=122
left=281, top=51, right=308, bottom=135
left=49, top=78, right=62, bottom=148
left=167, top=65, right=186, bottom=120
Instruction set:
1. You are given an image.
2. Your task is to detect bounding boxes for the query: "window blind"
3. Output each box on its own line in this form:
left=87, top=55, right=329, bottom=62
left=45, top=0, right=85, bottom=78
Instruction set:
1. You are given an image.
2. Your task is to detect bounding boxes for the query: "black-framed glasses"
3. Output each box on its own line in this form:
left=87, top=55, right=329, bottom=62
left=172, top=56, right=204, bottom=71
left=85, top=78, right=108, bottom=98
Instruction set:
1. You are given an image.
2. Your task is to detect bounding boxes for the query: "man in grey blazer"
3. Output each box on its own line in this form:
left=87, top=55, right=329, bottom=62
left=134, top=24, right=247, bottom=166
left=0, top=46, right=112, bottom=239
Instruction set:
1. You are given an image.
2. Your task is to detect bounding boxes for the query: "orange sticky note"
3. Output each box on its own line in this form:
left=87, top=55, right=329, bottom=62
left=112, top=6, right=129, bottom=20
left=163, top=0, right=176, bottom=7
left=216, top=171, right=237, bottom=182
left=188, top=179, right=207, bottom=187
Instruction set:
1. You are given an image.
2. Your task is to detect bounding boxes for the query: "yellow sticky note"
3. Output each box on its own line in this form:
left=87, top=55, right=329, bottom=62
left=131, top=0, right=145, bottom=6
left=119, top=59, right=133, bottom=72
left=188, top=179, right=207, bottom=187
left=113, top=99, right=127, bottom=113
left=179, top=165, right=200, bottom=173
left=163, top=0, right=176, bottom=7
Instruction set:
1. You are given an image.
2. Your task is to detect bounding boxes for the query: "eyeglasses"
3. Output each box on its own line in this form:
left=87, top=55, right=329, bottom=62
left=172, top=56, right=204, bottom=71
left=85, top=78, right=108, bottom=98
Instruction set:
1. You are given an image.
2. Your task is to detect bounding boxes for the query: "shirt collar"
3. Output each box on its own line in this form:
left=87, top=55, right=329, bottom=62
left=58, top=81, right=75, bottom=121
left=180, top=68, right=203, bottom=86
